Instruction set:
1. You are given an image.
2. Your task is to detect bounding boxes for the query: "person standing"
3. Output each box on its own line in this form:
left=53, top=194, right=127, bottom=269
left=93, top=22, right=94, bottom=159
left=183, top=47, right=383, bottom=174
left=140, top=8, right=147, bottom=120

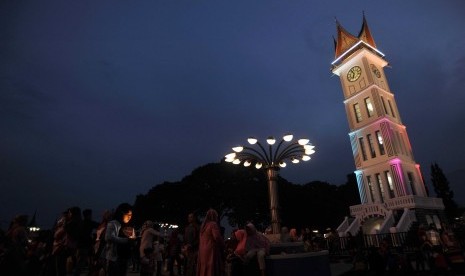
left=4, top=214, right=29, bottom=275
left=197, top=209, right=225, bottom=276
left=183, top=212, right=199, bottom=276
left=139, top=221, right=160, bottom=271
left=74, top=208, right=98, bottom=276
left=104, top=203, right=136, bottom=276
left=166, top=229, right=182, bottom=276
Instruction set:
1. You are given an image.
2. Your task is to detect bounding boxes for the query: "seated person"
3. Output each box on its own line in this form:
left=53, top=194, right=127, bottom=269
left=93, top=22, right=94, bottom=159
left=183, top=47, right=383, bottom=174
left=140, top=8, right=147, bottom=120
left=244, top=223, right=270, bottom=276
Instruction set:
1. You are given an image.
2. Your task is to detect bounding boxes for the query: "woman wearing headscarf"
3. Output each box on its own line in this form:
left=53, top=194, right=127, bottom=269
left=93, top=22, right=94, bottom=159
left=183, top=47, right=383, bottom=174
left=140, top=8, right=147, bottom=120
left=197, top=209, right=225, bottom=276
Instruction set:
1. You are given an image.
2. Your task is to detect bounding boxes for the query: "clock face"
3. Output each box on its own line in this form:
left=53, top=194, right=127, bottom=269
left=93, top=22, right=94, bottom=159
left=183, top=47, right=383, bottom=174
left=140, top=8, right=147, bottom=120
left=370, top=64, right=381, bottom=78
left=347, top=66, right=362, bottom=82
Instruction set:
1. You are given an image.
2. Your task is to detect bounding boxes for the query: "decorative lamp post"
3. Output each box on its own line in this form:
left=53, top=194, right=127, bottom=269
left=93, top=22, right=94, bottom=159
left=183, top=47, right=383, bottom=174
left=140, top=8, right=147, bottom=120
left=225, top=134, right=315, bottom=234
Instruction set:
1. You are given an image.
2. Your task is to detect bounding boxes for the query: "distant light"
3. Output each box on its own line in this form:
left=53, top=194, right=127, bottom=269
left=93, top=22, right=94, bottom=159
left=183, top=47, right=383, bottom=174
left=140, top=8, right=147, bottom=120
left=255, top=162, right=263, bottom=169
left=232, top=146, right=243, bottom=152
left=283, top=134, right=293, bottom=142
left=305, top=149, right=316, bottom=155
left=247, top=137, right=258, bottom=145
left=302, top=155, right=311, bottom=161
left=304, top=145, right=315, bottom=150
left=291, top=158, right=299, bottom=164
left=233, top=159, right=241, bottom=165
left=225, top=153, right=236, bottom=159
left=298, top=139, right=309, bottom=145
left=267, top=137, right=276, bottom=145
left=279, top=161, right=286, bottom=168
left=244, top=160, right=251, bottom=167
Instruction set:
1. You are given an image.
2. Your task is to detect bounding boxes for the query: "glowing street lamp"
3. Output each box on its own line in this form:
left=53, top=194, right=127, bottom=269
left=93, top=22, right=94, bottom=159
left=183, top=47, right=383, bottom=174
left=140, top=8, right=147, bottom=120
left=225, top=134, right=316, bottom=234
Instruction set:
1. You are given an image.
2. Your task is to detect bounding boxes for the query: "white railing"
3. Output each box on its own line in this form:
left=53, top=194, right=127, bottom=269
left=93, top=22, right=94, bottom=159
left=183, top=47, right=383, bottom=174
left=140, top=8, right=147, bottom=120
left=350, top=202, right=389, bottom=219
left=385, top=195, right=444, bottom=210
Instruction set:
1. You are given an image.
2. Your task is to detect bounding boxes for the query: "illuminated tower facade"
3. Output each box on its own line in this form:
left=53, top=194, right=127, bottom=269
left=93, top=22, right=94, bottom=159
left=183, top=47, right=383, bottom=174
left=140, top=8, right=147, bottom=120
left=331, top=16, right=444, bottom=234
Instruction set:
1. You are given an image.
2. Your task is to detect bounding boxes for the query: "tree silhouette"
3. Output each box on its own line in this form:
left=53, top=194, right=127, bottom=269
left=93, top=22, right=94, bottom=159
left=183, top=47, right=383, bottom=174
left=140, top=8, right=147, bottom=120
left=133, top=161, right=359, bottom=232
left=431, top=162, right=459, bottom=220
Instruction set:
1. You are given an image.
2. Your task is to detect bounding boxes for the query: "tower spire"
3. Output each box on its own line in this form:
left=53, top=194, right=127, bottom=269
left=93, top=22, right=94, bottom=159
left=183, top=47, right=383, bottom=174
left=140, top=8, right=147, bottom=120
left=358, top=13, right=376, bottom=48
left=334, top=19, right=358, bottom=58
left=333, top=14, right=378, bottom=59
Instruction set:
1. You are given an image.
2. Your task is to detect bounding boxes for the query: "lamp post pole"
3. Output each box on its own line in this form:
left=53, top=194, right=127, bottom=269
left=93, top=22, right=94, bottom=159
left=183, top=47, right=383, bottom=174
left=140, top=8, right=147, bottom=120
left=267, top=167, right=281, bottom=234
left=225, top=134, right=315, bottom=234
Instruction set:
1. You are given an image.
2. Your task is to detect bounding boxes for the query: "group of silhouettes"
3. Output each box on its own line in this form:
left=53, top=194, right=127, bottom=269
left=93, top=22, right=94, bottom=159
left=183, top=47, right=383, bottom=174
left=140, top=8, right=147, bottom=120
left=0, top=203, right=272, bottom=276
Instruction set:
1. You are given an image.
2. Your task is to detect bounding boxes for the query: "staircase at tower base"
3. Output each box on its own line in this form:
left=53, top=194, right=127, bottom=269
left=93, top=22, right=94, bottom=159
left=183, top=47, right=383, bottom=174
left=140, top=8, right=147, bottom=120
left=337, top=195, right=445, bottom=236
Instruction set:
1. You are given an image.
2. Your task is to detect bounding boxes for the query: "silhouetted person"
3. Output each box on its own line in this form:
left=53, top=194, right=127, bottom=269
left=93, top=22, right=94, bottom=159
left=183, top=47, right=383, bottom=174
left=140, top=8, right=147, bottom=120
left=74, top=208, right=98, bottom=276
left=197, top=209, right=225, bottom=276
left=104, top=203, right=136, bottom=276
left=3, top=214, right=29, bottom=275
left=183, top=212, right=199, bottom=276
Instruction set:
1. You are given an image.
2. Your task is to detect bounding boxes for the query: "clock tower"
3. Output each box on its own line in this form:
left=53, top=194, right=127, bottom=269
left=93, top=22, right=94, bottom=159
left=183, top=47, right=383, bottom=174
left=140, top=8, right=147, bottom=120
left=331, top=15, right=445, bottom=235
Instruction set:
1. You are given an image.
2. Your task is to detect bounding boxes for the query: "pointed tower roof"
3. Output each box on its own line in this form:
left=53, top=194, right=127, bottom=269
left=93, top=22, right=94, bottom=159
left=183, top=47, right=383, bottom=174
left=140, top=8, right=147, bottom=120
left=333, top=15, right=379, bottom=61
left=358, top=13, right=376, bottom=48
left=334, top=19, right=359, bottom=58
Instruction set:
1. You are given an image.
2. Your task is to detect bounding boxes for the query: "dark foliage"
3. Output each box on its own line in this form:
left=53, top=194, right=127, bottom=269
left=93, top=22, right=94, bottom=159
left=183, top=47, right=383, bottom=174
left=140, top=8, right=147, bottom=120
left=431, top=162, right=459, bottom=220
left=133, top=161, right=359, bottom=231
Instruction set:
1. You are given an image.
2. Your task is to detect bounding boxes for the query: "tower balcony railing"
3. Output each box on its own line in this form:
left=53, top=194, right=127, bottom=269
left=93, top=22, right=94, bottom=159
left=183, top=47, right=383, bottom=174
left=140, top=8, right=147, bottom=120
left=384, top=195, right=444, bottom=210
left=350, top=195, right=444, bottom=219
left=350, top=202, right=390, bottom=219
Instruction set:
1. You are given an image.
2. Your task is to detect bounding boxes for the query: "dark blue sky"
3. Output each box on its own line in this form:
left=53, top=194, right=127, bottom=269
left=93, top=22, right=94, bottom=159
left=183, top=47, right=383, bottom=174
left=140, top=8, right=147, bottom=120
left=1, top=1, right=465, bottom=228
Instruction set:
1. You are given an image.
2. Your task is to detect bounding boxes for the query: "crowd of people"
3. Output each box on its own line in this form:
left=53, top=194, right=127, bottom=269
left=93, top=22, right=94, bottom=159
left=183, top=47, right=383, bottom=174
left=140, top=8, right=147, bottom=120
left=2, top=204, right=464, bottom=276
left=333, top=222, right=465, bottom=275
left=0, top=204, right=278, bottom=276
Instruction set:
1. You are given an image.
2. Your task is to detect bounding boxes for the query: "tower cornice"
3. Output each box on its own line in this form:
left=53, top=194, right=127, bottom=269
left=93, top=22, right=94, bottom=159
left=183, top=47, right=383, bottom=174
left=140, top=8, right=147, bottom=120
left=332, top=40, right=385, bottom=70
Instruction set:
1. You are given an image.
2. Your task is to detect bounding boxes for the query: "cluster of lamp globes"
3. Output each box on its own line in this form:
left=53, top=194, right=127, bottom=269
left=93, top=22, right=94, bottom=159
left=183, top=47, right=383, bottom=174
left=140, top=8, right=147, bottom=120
left=224, top=134, right=315, bottom=169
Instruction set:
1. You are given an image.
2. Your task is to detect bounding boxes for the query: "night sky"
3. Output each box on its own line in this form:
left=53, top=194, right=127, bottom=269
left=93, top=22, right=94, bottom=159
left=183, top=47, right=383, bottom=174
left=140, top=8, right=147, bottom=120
left=1, top=1, right=465, bottom=229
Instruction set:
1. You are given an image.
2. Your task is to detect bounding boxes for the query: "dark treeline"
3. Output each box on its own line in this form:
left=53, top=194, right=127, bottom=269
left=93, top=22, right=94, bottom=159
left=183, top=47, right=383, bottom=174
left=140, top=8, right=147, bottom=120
left=133, top=160, right=359, bottom=231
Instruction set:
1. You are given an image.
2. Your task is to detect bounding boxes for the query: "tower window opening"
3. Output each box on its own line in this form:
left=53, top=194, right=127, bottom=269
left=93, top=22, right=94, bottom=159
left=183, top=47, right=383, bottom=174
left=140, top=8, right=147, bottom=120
left=353, top=103, right=362, bottom=123
left=388, top=100, right=396, bottom=118
left=376, top=173, right=385, bottom=203
left=381, top=96, right=388, bottom=115
left=385, top=171, right=395, bottom=198
left=375, top=131, right=385, bottom=155
left=365, top=97, right=374, bottom=117
left=367, top=134, right=376, bottom=158
left=367, top=175, right=375, bottom=203
left=359, top=137, right=368, bottom=161
left=407, top=172, right=417, bottom=195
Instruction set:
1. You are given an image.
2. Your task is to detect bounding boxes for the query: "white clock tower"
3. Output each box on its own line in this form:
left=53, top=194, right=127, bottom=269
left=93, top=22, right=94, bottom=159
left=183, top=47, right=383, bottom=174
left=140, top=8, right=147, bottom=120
left=331, top=15, right=445, bottom=235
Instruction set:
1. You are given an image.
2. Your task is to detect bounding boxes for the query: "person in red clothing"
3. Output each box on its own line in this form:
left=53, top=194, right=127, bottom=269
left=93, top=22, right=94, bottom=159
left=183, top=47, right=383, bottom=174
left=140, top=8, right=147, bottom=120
left=197, top=209, right=225, bottom=276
